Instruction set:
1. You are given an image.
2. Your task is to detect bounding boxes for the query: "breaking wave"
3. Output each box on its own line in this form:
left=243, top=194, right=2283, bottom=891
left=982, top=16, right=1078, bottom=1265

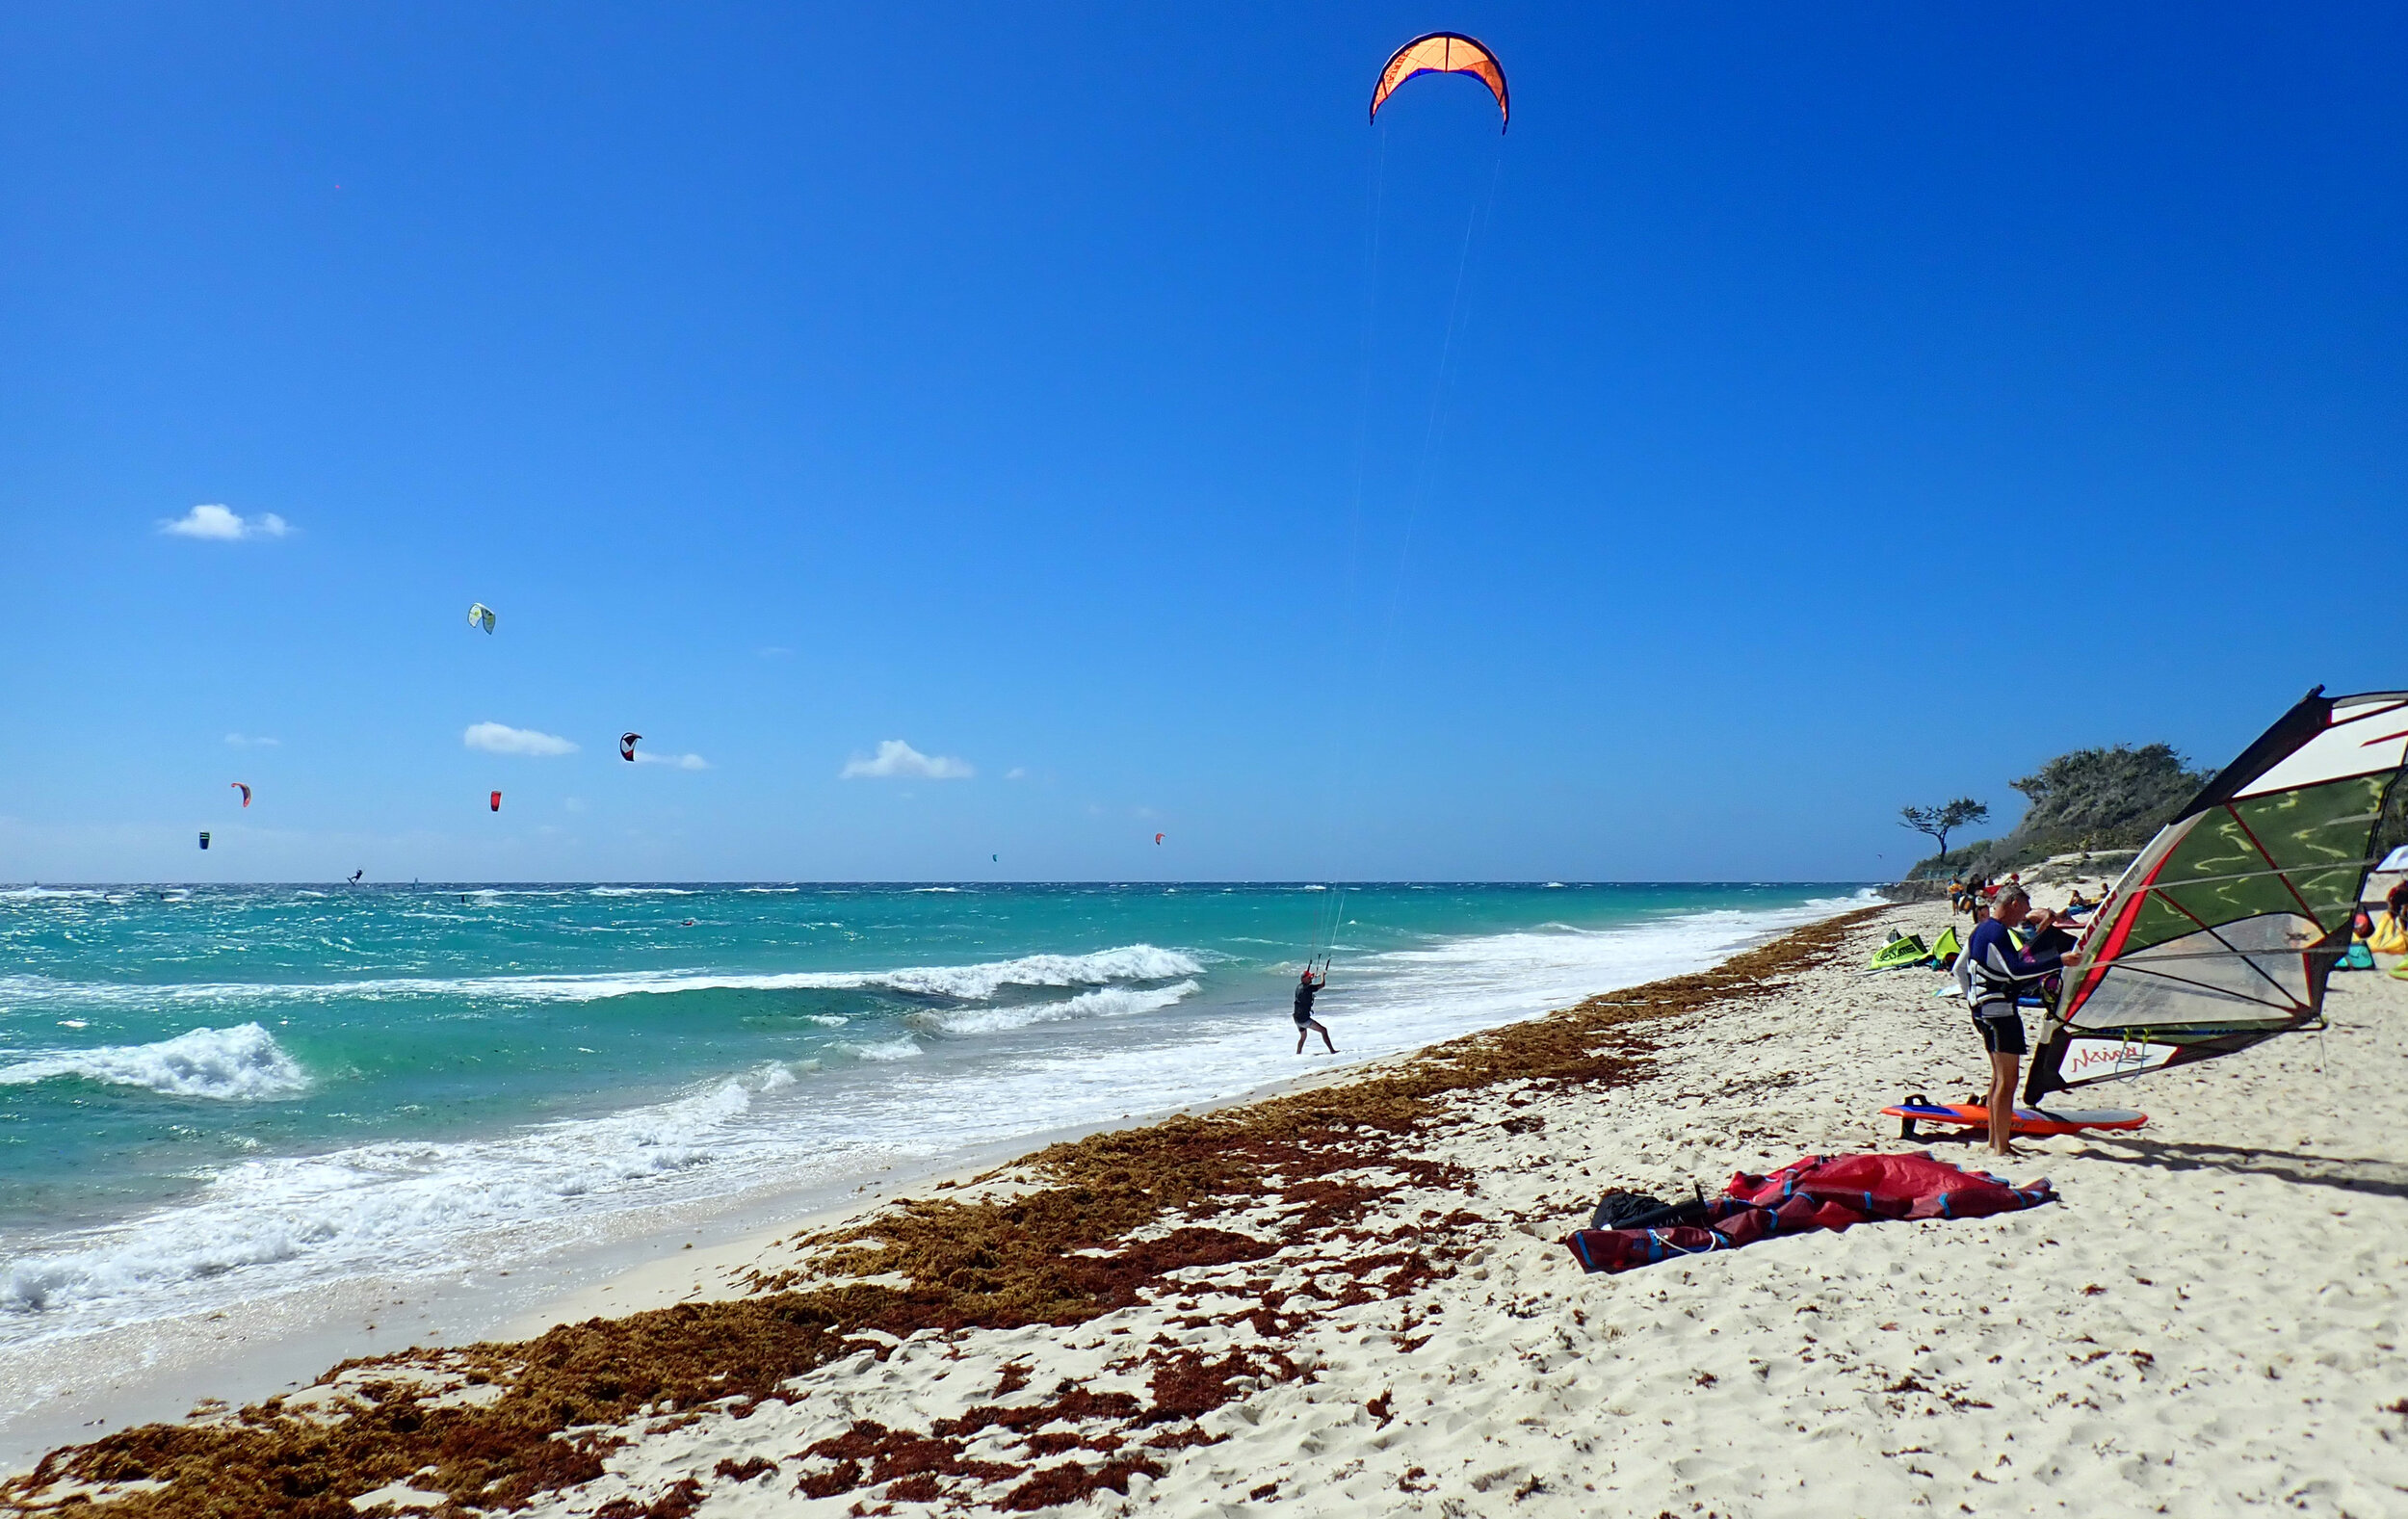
left=0, top=888, right=1876, bottom=1350
left=0, top=1060, right=806, bottom=1317
left=841, top=1036, right=924, bottom=1062
left=918, top=981, right=1200, bottom=1036
left=0, top=1024, right=307, bottom=1101
left=0, top=945, right=1206, bottom=1010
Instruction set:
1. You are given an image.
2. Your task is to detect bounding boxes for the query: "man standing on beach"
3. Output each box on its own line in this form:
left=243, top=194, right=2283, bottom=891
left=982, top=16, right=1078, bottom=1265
left=1961, top=885, right=2070, bottom=1157
left=1294, top=967, right=1337, bottom=1055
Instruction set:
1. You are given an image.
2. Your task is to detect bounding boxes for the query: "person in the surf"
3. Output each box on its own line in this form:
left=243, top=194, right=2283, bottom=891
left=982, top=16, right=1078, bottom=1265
left=1294, top=966, right=1337, bottom=1055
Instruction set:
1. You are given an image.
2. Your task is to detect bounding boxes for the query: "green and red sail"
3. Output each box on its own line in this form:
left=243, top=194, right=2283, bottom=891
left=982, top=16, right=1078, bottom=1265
left=2027, top=687, right=2408, bottom=1101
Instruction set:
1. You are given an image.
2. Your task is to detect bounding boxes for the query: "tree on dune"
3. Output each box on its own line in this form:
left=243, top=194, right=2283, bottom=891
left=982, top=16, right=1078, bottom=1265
left=1907, top=743, right=2215, bottom=879
left=1899, top=799, right=1990, bottom=866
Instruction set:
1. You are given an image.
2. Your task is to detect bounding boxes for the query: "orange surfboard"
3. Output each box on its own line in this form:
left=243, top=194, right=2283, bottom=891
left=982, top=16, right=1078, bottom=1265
left=1882, top=1098, right=2146, bottom=1140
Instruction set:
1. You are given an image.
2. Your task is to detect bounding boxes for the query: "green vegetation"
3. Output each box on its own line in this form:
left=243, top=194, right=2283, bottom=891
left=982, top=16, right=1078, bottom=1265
left=1906, top=743, right=2212, bottom=880
left=1898, top=799, right=1990, bottom=863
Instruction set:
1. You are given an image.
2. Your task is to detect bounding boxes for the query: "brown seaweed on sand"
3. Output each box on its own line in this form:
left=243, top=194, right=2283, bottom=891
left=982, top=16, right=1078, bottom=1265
left=1, top=908, right=1877, bottom=1517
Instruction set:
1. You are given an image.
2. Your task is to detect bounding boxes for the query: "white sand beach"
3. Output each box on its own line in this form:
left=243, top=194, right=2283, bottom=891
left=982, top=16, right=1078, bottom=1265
left=10, top=898, right=2405, bottom=1517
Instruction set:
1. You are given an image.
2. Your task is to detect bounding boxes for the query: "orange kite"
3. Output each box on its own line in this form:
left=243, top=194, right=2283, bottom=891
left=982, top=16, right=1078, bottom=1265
left=1370, top=33, right=1507, bottom=131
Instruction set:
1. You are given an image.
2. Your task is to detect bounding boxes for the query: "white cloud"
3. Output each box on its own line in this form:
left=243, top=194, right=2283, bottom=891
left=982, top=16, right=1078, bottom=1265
left=840, top=740, right=973, bottom=781
left=757, top=645, right=795, bottom=659
left=464, top=721, right=578, bottom=756
left=223, top=733, right=279, bottom=747
left=161, top=505, right=290, bottom=540
left=1005, top=767, right=1028, bottom=781
left=634, top=750, right=711, bottom=771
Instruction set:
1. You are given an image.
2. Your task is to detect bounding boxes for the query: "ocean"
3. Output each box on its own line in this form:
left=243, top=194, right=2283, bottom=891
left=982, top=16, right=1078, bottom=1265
left=0, top=881, right=1868, bottom=1357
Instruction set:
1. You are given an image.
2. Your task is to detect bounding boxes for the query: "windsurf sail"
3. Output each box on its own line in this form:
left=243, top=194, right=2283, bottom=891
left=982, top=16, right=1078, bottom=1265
left=2026, top=687, right=2408, bottom=1101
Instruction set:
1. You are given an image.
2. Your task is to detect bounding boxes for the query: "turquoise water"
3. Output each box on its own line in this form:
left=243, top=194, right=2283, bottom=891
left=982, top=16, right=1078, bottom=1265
left=0, top=881, right=1866, bottom=1349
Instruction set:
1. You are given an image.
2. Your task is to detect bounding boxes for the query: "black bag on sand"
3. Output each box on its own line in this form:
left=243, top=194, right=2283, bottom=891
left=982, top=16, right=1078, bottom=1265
left=1589, top=1187, right=1710, bottom=1232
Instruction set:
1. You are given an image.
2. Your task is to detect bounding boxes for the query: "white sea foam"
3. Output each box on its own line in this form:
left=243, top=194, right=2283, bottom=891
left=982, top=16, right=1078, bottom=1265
left=0, top=893, right=1873, bottom=1351
left=0, top=945, right=1206, bottom=1010
left=0, top=1024, right=306, bottom=1100
left=842, top=1036, right=923, bottom=1062
left=589, top=886, right=696, bottom=897
left=0, top=1060, right=805, bottom=1317
left=918, top=980, right=1200, bottom=1036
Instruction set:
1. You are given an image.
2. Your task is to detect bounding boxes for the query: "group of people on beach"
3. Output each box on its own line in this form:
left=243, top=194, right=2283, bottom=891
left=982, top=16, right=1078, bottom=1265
left=1279, top=879, right=2103, bottom=1154
left=1948, top=870, right=2098, bottom=921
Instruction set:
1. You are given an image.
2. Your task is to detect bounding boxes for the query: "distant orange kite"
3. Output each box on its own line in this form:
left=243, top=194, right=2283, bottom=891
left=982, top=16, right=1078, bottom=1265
left=1370, top=32, right=1508, bottom=131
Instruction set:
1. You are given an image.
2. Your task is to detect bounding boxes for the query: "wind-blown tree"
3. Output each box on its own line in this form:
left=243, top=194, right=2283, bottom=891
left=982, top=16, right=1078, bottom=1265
left=2005, top=744, right=2204, bottom=852
left=1900, top=799, right=1990, bottom=866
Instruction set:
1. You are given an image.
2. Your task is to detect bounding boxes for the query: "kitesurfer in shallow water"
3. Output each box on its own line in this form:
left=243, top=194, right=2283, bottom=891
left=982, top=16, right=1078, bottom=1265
left=1294, top=967, right=1337, bottom=1055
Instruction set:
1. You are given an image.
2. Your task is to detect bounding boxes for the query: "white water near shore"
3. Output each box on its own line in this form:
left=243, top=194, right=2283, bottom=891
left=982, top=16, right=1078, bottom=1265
left=490, top=900, right=2408, bottom=1519
left=0, top=891, right=1869, bottom=1467
left=1, top=897, right=1866, bottom=1339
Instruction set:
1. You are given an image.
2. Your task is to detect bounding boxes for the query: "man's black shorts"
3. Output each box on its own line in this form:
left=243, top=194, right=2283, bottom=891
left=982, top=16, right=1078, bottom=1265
left=1293, top=1008, right=1315, bottom=1028
left=1971, top=1006, right=2028, bottom=1056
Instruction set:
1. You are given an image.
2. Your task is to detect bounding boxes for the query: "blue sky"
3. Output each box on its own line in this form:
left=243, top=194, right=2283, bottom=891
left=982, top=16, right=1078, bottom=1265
left=6, top=4, right=2406, bottom=882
